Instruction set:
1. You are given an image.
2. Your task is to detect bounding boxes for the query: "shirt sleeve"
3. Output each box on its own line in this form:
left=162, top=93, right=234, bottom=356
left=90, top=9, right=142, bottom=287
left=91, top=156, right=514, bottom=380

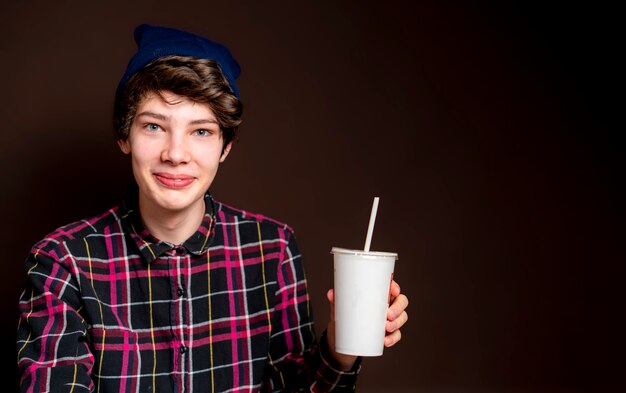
left=16, top=244, right=94, bottom=393
left=264, top=229, right=361, bottom=392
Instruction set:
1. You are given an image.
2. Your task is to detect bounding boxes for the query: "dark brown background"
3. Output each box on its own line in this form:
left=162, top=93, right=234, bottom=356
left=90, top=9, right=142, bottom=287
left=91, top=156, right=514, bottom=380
left=1, top=1, right=623, bottom=392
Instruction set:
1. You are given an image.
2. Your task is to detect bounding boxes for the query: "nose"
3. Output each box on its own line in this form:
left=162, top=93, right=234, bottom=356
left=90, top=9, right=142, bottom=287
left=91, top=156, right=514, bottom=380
left=161, top=134, right=190, bottom=165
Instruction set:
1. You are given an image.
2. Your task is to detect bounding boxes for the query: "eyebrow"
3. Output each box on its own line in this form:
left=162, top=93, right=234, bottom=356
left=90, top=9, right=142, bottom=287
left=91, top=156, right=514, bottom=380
left=136, top=111, right=219, bottom=126
left=136, top=111, right=167, bottom=121
left=189, top=118, right=219, bottom=126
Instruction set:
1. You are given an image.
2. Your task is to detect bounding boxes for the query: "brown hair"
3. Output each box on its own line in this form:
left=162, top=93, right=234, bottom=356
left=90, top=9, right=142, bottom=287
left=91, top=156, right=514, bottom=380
left=113, top=55, right=243, bottom=148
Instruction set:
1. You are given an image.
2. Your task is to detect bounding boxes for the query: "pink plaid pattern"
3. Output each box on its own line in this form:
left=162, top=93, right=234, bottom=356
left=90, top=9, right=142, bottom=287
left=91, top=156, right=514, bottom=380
left=17, top=186, right=360, bottom=392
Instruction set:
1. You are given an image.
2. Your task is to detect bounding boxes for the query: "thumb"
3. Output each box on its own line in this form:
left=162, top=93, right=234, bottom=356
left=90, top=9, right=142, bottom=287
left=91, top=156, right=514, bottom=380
left=327, top=289, right=335, bottom=322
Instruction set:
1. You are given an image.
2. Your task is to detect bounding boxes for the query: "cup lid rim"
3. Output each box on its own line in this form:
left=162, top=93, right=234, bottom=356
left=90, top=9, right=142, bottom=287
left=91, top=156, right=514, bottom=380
left=330, top=247, right=398, bottom=258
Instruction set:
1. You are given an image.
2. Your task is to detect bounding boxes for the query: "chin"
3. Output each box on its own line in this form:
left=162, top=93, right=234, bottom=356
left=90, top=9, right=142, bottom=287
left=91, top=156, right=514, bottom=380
left=160, top=193, right=204, bottom=212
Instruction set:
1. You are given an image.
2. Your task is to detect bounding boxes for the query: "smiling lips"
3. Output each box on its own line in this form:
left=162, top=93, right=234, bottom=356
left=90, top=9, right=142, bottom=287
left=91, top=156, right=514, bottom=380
left=154, top=173, right=195, bottom=188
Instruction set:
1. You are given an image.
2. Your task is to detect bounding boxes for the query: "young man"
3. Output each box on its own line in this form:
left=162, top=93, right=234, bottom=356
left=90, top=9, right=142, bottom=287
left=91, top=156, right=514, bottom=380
left=16, top=24, right=408, bottom=392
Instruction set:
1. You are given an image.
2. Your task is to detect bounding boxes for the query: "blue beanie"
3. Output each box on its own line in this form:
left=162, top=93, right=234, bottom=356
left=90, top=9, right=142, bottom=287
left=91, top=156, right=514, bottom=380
left=117, top=24, right=241, bottom=98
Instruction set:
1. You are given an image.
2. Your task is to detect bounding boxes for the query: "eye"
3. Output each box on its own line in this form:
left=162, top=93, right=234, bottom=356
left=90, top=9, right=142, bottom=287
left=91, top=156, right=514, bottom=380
left=194, top=129, right=213, bottom=137
left=146, top=123, right=161, bottom=132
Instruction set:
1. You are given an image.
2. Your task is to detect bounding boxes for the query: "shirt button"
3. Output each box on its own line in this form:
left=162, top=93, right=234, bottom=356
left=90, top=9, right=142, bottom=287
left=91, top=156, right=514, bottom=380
left=175, top=246, right=185, bottom=254
left=179, top=346, right=187, bottom=354
left=177, top=287, right=185, bottom=297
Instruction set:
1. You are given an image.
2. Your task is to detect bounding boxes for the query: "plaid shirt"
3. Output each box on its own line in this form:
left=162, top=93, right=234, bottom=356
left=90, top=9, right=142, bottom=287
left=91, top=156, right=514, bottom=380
left=17, top=185, right=360, bottom=392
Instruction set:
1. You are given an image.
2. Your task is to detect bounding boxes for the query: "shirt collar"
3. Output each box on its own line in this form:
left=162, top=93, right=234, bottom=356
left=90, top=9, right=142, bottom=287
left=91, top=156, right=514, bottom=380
left=120, top=182, right=217, bottom=263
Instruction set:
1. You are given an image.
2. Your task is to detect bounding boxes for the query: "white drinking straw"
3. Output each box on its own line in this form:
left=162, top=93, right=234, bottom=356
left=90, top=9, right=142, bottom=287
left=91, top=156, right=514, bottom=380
left=363, top=197, right=380, bottom=252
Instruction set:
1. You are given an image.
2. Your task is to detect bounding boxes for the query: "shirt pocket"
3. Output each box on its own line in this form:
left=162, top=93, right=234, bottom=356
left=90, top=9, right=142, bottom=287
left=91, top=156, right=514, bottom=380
left=88, top=326, right=140, bottom=379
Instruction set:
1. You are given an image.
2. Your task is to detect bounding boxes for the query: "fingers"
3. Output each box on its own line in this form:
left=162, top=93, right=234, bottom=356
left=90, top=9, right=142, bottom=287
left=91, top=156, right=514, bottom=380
left=385, top=290, right=408, bottom=348
left=387, top=293, right=409, bottom=320
left=384, top=328, right=402, bottom=347
left=386, top=309, right=408, bottom=333
left=390, top=280, right=401, bottom=298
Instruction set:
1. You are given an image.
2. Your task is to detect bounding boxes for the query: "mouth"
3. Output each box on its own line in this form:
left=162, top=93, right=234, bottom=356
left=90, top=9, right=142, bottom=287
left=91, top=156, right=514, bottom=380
left=154, top=173, right=195, bottom=189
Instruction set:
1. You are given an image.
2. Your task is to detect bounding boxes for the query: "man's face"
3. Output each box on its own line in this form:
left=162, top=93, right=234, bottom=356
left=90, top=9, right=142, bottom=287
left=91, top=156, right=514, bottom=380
left=118, top=91, right=231, bottom=219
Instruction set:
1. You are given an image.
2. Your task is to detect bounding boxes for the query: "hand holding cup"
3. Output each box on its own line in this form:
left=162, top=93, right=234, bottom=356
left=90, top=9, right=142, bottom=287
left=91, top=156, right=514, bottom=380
left=326, top=197, right=409, bottom=365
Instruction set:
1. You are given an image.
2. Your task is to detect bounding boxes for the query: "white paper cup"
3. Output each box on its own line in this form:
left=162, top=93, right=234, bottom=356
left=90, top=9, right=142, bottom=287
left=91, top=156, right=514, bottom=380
left=332, top=247, right=397, bottom=356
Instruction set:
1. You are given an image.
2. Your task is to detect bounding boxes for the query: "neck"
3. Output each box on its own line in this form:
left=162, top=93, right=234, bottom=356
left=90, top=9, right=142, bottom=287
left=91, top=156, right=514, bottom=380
left=139, top=199, right=205, bottom=245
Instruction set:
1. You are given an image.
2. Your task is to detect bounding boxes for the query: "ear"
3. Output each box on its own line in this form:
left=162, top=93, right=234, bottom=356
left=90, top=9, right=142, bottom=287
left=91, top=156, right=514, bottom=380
left=117, top=139, right=131, bottom=154
left=219, top=142, right=233, bottom=163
